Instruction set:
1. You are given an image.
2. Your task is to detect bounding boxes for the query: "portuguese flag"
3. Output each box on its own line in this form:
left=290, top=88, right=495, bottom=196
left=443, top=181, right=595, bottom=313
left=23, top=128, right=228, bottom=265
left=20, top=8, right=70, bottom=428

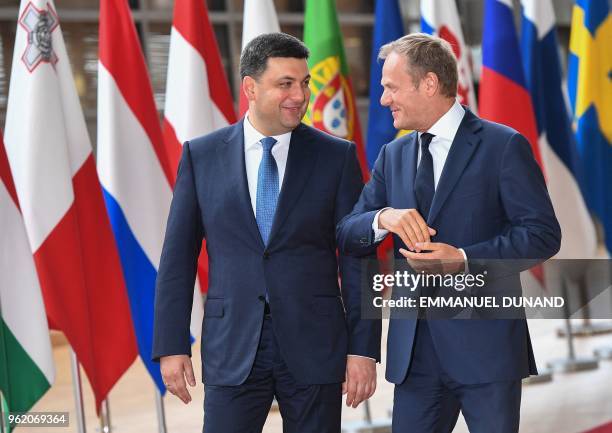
left=304, top=0, right=369, bottom=178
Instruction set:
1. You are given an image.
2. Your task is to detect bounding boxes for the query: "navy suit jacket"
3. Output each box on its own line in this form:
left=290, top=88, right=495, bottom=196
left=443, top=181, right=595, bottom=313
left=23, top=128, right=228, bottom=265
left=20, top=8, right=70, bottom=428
left=152, top=120, right=381, bottom=386
left=337, top=108, right=561, bottom=385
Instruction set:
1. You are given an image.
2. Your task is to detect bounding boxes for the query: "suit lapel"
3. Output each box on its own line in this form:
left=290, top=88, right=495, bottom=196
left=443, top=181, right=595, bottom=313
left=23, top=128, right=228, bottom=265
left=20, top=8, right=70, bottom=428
left=427, top=109, right=482, bottom=225
left=268, top=123, right=316, bottom=245
left=218, top=119, right=265, bottom=250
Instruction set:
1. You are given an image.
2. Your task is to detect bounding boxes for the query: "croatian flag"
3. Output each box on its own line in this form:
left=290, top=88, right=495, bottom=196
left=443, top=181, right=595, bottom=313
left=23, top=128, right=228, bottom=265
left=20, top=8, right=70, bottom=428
left=163, top=0, right=236, bottom=297
left=4, top=0, right=137, bottom=411
left=520, top=0, right=597, bottom=259
left=239, top=0, right=280, bottom=115
left=97, top=0, right=201, bottom=393
left=420, top=0, right=478, bottom=113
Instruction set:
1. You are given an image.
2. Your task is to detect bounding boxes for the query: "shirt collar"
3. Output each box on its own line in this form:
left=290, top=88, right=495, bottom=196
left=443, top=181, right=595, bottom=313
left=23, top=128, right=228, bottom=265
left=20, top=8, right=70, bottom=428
left=244, top=113, right=292, bottom=150
left=423, top=99, right=466, bottom=142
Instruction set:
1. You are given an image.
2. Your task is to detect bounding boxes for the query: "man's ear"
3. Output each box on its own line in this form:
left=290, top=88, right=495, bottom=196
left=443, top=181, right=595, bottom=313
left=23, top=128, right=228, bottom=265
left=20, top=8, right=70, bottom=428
left=243, top=76, right=256, bottom=102
left=423, top=72, right=440, bottom=97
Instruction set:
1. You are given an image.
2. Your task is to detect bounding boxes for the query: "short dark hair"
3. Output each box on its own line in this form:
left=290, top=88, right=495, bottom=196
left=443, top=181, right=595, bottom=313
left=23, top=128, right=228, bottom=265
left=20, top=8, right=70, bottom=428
left=239, top=32, right=309, bottom=80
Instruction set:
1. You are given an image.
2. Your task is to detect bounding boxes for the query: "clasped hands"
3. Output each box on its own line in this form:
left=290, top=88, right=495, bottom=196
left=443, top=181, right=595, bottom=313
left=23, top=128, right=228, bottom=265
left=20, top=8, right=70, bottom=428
left=378, top=208, right=464, bottom=274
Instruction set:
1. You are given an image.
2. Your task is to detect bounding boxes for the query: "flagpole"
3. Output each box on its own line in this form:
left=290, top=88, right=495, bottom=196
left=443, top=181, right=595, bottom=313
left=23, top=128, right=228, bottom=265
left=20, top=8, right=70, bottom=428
left=546, top=278, right=599, bottom=373
left=99, top=399, right=112, bottom=433
left=70, top=350, right=87, bottom=433
left=0, top=390, right=7, bottom=433
left=155, top=389, right=167, bottom=433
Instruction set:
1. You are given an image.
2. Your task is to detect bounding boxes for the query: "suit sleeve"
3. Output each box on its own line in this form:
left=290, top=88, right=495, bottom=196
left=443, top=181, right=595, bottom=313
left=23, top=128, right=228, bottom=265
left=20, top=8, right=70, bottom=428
left=152, top=142, right=204, bottom=361
left=336, top=143, right=381, bottom=361
left=336, top=143, right=390, bottom=257
left=462, top=132, right=561, bottom=266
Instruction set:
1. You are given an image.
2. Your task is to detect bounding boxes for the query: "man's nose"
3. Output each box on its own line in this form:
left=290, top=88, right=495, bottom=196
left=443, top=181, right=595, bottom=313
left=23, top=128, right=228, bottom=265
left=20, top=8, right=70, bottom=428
left=380, top=89, right=391, bottom=106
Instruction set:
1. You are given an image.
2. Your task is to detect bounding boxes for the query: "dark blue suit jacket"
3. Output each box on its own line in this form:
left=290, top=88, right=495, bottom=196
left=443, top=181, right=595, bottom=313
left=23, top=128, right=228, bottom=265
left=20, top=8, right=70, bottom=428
left=337, top=108, right=561, bottom=385
left=152, top=120, right=381, bottom=386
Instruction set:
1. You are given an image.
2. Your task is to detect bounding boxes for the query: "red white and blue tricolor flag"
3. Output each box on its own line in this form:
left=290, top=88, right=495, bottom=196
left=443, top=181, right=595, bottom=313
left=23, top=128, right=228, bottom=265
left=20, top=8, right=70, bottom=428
left=420, top=0, right=477, bottom=113
left=520, top=0, right=597, bottom=259
left=97, top=0, right=202, bottom=393
left=479, top=0, right=542, bottom=168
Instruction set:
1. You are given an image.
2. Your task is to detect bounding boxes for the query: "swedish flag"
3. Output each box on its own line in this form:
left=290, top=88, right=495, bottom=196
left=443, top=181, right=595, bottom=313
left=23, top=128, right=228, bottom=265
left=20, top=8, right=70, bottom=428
left=568, top=0, right=612, bottom=252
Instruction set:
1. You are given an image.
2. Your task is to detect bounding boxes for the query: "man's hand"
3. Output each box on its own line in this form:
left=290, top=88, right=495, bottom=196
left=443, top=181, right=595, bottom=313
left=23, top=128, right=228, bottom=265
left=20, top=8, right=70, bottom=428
left=342, top=356, right=376, bottom=408
left=160, top=354, right=196, bottom=404
left=378, top=208, right=436, bottom=252
left=399, top=242, right=465, bottom=274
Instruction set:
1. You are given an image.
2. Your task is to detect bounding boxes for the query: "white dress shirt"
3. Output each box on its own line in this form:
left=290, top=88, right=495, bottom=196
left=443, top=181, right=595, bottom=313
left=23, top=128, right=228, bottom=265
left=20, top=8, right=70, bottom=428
left=372, top=100, right=468, bottom=262
left=243, top=114, right=292, bottom=214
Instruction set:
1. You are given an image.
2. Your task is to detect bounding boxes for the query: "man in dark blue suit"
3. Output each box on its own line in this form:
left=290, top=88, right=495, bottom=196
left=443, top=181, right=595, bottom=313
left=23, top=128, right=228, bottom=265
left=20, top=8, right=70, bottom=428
left=337, top=34, right=561, bottom=433
left=152, top=33, right=381, bottom=433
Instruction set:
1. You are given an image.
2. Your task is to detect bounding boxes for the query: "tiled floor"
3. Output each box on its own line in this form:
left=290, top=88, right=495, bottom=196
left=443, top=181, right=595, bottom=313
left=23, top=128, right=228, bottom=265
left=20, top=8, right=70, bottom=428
left=25, top=317, right=612, bottom=433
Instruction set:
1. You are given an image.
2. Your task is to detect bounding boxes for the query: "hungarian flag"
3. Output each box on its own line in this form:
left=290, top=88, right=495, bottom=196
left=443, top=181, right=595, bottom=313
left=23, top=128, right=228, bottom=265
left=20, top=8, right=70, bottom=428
left=239, top=0, right=280, bottom=116
left=4, top=0, right=137, bottom=412
left=163, top=0, right=236, bottom=299
left=0, top=133, right=54, bottom=430
left=303, top=0, right=368, bottom=178
left=520, top=0, right=597, bottom=259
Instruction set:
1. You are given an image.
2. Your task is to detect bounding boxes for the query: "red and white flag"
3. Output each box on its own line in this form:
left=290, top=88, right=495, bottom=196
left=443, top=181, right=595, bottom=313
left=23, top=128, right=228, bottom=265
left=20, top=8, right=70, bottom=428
left=4, top=0, right=137, bottom=411
left=163, top=0, right=236, bottom=296
left=239, top=0, right=280, bottom=115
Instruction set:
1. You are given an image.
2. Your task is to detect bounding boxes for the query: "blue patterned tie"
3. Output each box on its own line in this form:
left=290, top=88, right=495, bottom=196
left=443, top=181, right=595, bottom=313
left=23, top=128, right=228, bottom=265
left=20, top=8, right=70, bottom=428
left=256, top=137, right=279, bottom=245
left=414, top=132, right=435, bottom=219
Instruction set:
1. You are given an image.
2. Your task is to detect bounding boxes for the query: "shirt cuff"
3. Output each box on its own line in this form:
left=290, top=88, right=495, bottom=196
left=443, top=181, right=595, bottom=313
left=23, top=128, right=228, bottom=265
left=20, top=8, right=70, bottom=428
left=347, top=354, right=377, bottom=362
left=372, top=208, right=390, bottom=242
left=459, top=248, right=469, bottom=273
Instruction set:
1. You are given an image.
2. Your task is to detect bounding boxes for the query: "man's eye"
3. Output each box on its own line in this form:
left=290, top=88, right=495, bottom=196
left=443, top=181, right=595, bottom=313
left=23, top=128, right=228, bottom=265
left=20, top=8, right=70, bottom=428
left=280, top=82, right=291, bottom=88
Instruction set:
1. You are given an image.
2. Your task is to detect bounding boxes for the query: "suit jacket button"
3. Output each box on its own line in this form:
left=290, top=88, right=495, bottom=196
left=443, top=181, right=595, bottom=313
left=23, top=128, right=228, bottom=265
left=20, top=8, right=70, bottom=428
left=263, top=251, right=270, bottom=259
left=258, top=295, right=265, bottom=301
left=360, top=237, right=368, bottom=244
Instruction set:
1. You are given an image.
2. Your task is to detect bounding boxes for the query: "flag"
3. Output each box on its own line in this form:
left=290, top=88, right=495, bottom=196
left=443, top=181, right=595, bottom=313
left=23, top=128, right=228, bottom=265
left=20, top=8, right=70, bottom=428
left=421, top=0, right=477, bottom=113
left=97, top=0, right=197, bottom=394
left=480, top=0, right=542, bottom=168
left=520, top=0, right=598, bottom=259
left=4, top=0, right=137, bottom=411
left=366, top=0, right=405, bottom=169
left=163, top=0, right=236, bottom=302
left=568, top=0, right=611, bottom=253
left=0, top=133, right=54, bottom=429
left=480, top=0, right=544, bottom=283
left=239, top=0, right=280, bottom=116
left=303, top=0, right=368, bottom=178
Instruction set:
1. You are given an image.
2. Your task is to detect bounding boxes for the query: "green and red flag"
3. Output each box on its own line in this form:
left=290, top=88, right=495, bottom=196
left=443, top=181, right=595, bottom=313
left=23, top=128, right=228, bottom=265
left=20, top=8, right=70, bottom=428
left=304, top=0, right=369, bottom=178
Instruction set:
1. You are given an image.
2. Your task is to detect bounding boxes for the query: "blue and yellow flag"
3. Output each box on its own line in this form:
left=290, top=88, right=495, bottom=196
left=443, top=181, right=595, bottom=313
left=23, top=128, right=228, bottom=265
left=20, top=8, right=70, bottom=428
left=366, top=0, right=405, bottom=169
left=568, top=0, right=612, bottom=252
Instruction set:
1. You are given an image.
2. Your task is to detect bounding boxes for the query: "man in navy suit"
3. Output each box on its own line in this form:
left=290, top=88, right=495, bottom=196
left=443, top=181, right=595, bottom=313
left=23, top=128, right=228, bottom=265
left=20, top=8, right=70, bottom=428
left=152, top=33, right=381, bottom=433
left=337, top=33, right=561, bottom=433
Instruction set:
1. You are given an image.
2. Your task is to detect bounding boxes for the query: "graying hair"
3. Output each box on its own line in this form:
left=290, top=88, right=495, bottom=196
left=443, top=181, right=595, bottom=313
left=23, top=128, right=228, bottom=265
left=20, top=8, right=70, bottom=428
left=379, top=33, right=458, bottom=98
